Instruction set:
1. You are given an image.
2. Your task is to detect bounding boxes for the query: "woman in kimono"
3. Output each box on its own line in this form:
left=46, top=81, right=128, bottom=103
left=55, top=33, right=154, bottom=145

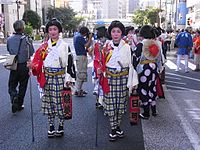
left=136, top=25, right=162, bottom=119
left=98, top=20, right=138, bottom=141
left=29, top=18, right=75, bottom=138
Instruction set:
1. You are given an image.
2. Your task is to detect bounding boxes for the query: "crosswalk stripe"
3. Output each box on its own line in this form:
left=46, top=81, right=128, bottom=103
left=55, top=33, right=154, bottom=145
left=166, top=80, right=186, bottom=85
left=167, top=85, right=200, bottom=92
left=180, top=60, right=196, bottom=70
left=165, top=59, right=196, bottom=71
left=87, top=61, right=93, bottom=68
left=166, top=72, right=200, bottom=82
left=0, top=59, right=6, bottom=63
left=165, top=76, right=181, bottom=80
left=165, top=60, right=177, bottom=69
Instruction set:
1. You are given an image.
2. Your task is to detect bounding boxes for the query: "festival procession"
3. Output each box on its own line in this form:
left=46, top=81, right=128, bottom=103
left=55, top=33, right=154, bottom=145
left=0, top=0, right=200, bottom=150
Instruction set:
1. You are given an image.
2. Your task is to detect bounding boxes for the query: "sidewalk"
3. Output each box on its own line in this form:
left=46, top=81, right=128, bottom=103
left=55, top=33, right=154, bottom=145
left=142, top=85, right=194, bottom=150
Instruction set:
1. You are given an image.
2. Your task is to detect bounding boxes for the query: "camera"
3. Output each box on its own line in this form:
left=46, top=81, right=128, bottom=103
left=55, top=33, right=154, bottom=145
left=86, top=32, right=94, bottom=38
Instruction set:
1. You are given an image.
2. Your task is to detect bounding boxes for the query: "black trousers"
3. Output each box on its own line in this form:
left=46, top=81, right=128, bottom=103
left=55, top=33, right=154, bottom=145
left=8, top=63, right=29, bottom=106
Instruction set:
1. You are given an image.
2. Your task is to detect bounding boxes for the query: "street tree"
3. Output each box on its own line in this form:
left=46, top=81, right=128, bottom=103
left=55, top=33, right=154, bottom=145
left=146, top=7, right=160, bottom=25
left=24, top=23, right=33, bottom=36
left=132, top=10, right=147, bottom=26
left=132, top=7, right=165, bottom=26
left=22, top=10, right=41, bottom=30
left=46, top=6, right=84, bottom=35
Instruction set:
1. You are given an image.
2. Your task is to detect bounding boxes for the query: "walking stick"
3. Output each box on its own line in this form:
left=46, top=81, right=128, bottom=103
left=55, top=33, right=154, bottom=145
left=95, top=91, right=99, bottom=147
left=26, top=35, right=35, bottom=142
left=94, top=42, right=103, bottom=147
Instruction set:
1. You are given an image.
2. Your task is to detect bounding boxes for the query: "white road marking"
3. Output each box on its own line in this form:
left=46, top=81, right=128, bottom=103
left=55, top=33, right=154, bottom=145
left=181, top=60, right=196, bottom=70
left=166, top=89, right=200, bottom=149
left=0, top=59, right=6, bottom=63
left=166, top=80, right=186, bottom=85
left=185, top=100, right=200, bottom=120
left=165, top=76, right=181, bottom=80
left=166, top=72, right=200, bottom=82
left=0, top=55, right=7, bottom=59
left=165, top=60, right=177, bottom=69
left=167, top=85, right=200, bottom=93
left=87, top=61, right=93, bottom=68
left=165, top=59, right=196, bottom=71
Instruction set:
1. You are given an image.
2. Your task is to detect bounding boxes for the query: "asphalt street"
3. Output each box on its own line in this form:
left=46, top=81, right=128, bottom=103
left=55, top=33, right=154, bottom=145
left=0, top=39, right=200, bottom=150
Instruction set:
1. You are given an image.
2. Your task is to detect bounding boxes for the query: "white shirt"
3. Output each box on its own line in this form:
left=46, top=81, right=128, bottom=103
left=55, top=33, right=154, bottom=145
left=44, top=38, right=75, bottom=83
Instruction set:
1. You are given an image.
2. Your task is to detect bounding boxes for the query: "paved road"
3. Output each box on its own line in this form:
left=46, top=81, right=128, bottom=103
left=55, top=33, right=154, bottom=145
left=0, top=39, right=144, bottom=150
left=0, top=39, right=200, bottom=150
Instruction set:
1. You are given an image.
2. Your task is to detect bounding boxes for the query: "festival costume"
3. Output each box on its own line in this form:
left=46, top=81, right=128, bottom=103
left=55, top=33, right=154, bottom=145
left=99, top=40, right=138, bottom=130
left=93, top=38, right=108, bottom=106
left=136, top=39, right=162, bottom=118
left=32, top=38, right=75, bottom=136
left=193, top=37, right=200, bottom=70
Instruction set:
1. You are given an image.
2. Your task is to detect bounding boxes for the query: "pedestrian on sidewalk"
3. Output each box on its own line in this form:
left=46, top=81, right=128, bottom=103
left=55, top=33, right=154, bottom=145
left=28, top=18, right=75, bottom=138
left=73, top=26, right=93, bottom=97
left=192, top=30, right=200, bottom=71
left=7, top=20, right=34, bottom=113
left=175, top=28, right=193, bottom=73
left=97, top=20, right=138, bottom=141
left=135, top=25, right=162, bottom=119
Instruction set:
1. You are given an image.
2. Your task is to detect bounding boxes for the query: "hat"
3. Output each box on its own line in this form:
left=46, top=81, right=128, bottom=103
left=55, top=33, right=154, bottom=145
left=45, top=18, right=62, bottom=33
left=108, top=20, right=125, bottom=36
left=142, top=39, right=160, bottom=60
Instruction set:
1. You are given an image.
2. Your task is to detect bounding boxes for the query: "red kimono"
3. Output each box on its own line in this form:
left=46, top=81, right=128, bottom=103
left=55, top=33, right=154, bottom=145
left=31, top=42, right=48, bottom=88
left=93, top=43, right=113, bottom=94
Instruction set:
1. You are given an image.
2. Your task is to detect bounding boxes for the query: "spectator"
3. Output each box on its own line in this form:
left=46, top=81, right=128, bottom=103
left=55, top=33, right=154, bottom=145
left=175, top=28, right=193, bottom=72
left=73, top=26, right=93, bottom=97
left=7, top=20, right=34, bottom=113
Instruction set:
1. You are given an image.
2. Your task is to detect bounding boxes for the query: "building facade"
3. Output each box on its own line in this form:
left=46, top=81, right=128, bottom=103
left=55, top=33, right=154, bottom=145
left=186, top=0, right=200, bottom=29
left=0, top=0, right=43, bottom=37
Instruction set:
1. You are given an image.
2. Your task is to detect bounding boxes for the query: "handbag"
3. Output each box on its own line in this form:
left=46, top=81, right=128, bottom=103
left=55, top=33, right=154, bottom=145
left=3, top=38, right=23, bottom=70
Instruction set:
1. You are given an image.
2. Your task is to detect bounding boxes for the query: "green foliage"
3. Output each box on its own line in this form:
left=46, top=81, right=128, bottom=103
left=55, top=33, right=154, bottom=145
left=146, top=8, right=159, bottom=25
left=24, top=23, right=33, bottom=36
left=46, top=6, right=84, bottom=32
left=34, top=34, right=41, bottom=40
left=23, top=10, right=41, bottom=29
left=132, top=7, right=164, bottom=26
left=132, top=10, right=147, bottom=26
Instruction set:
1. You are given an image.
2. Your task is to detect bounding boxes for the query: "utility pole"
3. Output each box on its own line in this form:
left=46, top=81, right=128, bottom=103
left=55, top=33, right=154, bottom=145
left=175, top=0, right=178, bottom=30
left=53, top=0, right=55, bottom=17
left=16, top=0, right=21, bottom=20
left=35, top=0, right=37, bottom=13
left=159, top=0, right=161, bottom=27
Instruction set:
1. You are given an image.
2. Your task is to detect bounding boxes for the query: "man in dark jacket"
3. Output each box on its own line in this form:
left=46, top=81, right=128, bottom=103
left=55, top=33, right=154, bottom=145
left=7, top=20, right=34, bottom=113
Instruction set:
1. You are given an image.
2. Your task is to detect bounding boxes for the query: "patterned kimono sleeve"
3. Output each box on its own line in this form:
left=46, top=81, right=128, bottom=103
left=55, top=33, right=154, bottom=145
left=127, top=46, right=138, bottom=91
left=60, top=43, right=75, bottom=84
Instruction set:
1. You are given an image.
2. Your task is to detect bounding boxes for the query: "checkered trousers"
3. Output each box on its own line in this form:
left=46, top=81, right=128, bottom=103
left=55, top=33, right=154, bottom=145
left=103, top=67, right=129, bottom=117
left=41, top=69, right=65, bottom=118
